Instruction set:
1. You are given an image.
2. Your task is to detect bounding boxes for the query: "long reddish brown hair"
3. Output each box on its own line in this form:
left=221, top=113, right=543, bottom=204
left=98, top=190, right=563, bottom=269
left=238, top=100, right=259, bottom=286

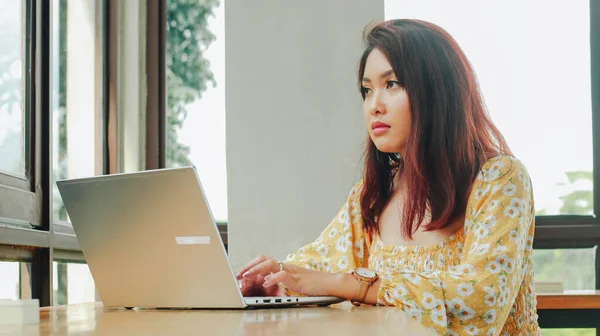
left=358, top=19, right=511, bottom=239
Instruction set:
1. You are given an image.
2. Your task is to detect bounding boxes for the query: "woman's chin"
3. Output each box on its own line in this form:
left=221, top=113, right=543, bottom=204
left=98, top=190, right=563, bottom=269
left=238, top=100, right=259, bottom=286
left=373, top=142, right=402, bottom=154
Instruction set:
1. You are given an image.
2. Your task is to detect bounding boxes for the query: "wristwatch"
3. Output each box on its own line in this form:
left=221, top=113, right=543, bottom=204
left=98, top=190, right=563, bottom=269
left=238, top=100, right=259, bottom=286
left=350, top=267, right=378, bottom=306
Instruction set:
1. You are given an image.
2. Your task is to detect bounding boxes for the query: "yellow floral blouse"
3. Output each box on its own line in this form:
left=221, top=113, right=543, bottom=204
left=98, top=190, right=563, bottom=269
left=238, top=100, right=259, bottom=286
left=285, top=155, right=540, bottom=335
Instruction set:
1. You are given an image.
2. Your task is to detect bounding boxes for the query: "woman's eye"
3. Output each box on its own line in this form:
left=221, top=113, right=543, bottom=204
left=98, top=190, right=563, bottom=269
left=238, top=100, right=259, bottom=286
left=386, top=81, right=400, bottom=89
left=361, top=87, right=372, bottom=96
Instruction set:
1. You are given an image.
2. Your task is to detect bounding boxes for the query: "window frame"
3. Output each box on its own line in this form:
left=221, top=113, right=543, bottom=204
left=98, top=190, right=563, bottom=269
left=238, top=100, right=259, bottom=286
left=0, top=0, right=43, bottom=228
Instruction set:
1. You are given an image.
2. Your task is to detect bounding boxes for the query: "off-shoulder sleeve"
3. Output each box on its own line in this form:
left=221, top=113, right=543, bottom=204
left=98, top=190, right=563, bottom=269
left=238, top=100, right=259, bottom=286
left=284, top=180, right=369, bottom=273
left=377, top=156, right=535, bottom=335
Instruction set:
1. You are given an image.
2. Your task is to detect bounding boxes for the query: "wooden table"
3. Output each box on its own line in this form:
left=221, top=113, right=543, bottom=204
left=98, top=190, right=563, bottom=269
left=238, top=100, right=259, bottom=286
left=536, top=290, right=600, bottom=329
left=0, top=302, right=434, bottom=336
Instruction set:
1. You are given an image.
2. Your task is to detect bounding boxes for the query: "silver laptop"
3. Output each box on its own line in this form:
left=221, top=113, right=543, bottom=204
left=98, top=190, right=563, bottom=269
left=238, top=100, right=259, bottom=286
left=56, top=167, right=344, bottom=309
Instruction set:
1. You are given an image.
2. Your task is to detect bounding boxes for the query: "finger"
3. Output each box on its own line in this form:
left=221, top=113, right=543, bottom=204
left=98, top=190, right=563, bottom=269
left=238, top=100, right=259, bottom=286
left=263, top=270, right=292, bottom=288
left=239, top=276, right=268, bottom=297
left=243, top=258, right=279, bottom=279
left=239, top=278, right=253, bottom=296
left=236, top=255, right=269, bottom=279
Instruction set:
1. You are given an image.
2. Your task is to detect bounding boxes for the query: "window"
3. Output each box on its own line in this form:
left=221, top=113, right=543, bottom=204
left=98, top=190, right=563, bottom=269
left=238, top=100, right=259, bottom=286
left=385, top=1, right=592, bottom=216
left=0, top=0, right=42, bottom=227
left=542, top=330, right=596, bottom=336
left=165, top=0, right=227, bottom=222
left=533, top=248, right=596, bottom=291
left=0, top=261, right=20, bottom=300
left=53, top=261, right=96, bottom=306
left=0, top=0, right=25, bottom=177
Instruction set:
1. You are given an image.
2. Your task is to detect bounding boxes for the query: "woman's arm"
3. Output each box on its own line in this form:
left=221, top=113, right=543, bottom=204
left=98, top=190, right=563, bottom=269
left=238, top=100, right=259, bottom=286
left=238, top=180, right=369, bottom=295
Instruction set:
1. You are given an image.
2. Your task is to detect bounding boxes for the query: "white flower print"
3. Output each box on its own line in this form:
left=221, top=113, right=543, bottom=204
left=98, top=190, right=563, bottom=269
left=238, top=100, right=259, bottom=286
left=457, top=282, right=475, bottom=297
left=475, top=184, right=491, bottom=200
left=475, top=243, right=490, bottom=256
left=447, top=298, right=475, bottom=320
left=474, top=220, right=493, bottom=239
left=503, top=182, right=517, bottom=196
left=286, top=253, right=295, bottom=261
left=328, top=228, right=338, bottom=239
left=337, top=208, right=349, bottom=225
left=491, top=184, right=501, bottom=194
left=485, top=291, right=497, bottom=307
left=383, top=289, right=395, bottom=304
left=497, top=289, right=509, bottom=307
left=455, top=264, right=475, bottom=277
left=510, top=197, right=526, bottom=211
left=335, top=233, right=351, bottom=253
left=509, top=229, right=519, bottom=242
left=308, top=260, right=320, bottom=271
left=490, top=160, right=505, bottom=172
left=431, top=309, right=447, bottom=327
left=321, top=258, right=332, bottom=272
left=487, top=199, right=499, bottom=211
left=486, top=260, right=501, bottom=274
left=423, top=258, right=435, bottom=273
left=392, top=284, right=409, bottom=300
left=316, top=244, right=328, bottom=258
left=526, top=236, right=534, bottom=248
left=337, top=255, right=349, bottom=270
left=498, top=275, right=509, bottom=288
left=504, top=205, right=519, bottom=218
left=464, top=325, right=479, bottom=335
left=481, top=161, right=504, bottom=181
left=482, top=215, right=496, bottom=229
left=429, top=277, right=443, bottom=289
left=493, top=245, right=508, bottom=254
left=404, top=272, right=421, bottom=285
left=405, top=307, right=422, bottom=323
left=496, top=254, right=510, bottom=269
left=504, top=257, right=516, bottom=273
left=484, top=309, right=497, bottom=324
left=421, top=292, right=438, bottom=309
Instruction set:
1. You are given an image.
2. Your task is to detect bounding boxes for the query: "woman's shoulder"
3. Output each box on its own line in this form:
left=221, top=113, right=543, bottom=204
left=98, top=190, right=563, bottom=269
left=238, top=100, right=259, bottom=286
left=476, top=153, right=530, bottom=183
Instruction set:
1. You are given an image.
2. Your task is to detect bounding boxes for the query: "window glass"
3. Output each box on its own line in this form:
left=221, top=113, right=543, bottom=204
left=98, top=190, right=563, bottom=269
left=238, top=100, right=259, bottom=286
left=385, top=1, right=592, bottom=215
left=533, top=248, right=596, bottom=291
left=53, top=262, right=97, bottom=305
left=165, top=0, right=227, bottom=221
left=0, top=0, right=25, bottom=176
left=0, top=261, right=20, bottom=299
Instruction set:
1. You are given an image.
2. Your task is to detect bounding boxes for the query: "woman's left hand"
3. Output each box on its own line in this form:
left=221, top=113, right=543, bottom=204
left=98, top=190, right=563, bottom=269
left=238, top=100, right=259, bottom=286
left=237, top=255, right=340, bottom=297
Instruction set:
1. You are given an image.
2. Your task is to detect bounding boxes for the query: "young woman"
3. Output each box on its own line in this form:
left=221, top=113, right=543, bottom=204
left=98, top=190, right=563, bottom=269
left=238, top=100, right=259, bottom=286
left=236, top=19, right=539, bottom=335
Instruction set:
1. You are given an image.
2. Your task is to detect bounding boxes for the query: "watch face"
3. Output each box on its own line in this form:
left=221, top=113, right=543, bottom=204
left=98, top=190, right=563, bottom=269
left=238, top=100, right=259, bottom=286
left=355, top=267, right=376, bottom=278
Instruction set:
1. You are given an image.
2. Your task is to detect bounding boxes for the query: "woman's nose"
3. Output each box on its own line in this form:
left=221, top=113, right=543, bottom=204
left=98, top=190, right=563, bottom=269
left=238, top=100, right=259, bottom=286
left=369, top=91, right=385, bottom=115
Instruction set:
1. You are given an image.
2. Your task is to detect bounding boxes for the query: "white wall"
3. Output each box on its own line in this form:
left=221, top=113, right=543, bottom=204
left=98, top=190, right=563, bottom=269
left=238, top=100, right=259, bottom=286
left=225, top=0, right=384, bottom=269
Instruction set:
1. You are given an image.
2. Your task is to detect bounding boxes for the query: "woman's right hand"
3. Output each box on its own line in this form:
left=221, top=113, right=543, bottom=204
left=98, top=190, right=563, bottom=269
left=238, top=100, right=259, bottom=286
left=236, top=255, right=286, bottom=297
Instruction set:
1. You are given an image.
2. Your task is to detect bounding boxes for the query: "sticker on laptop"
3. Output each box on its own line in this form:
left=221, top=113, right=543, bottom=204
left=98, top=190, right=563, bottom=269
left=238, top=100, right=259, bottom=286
left=175, top=236, right=211, bottom=245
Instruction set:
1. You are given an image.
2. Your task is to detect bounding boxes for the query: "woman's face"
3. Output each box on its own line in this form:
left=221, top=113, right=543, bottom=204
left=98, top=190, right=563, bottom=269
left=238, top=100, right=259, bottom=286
left=361, top=48, right=411, bottom=155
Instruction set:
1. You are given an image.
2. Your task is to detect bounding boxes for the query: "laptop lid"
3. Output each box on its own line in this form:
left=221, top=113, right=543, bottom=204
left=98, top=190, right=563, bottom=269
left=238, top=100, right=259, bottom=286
left=56, top=167, right=246, bottom=308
